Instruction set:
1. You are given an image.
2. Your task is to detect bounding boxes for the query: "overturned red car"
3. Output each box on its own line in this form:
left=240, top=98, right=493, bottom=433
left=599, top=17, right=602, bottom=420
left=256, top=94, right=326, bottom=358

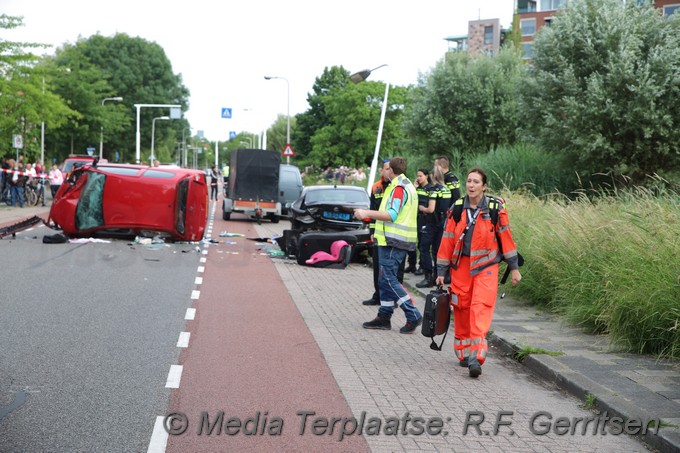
left=47, top=161, right=208, bottom=241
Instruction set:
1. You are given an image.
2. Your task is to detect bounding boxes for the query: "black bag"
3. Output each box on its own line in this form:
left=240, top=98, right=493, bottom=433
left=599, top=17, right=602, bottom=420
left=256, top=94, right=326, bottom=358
left=421, top=286, right=452, bottom=351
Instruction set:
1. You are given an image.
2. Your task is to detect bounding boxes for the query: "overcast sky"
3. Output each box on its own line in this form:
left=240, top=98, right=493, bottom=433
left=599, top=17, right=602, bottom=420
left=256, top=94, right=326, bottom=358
left=4, top=0, right=513, bottom=143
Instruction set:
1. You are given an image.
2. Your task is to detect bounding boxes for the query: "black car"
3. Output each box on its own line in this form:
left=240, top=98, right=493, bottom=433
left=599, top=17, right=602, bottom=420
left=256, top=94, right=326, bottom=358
left=283, top=185, right=372, bottom=262
left=289, top=185, right=369, bottom=231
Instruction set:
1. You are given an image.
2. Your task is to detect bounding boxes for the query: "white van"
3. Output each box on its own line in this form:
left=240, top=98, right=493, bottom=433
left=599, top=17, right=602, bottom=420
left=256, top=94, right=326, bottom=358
left=279, top=164, right=303, bottom=214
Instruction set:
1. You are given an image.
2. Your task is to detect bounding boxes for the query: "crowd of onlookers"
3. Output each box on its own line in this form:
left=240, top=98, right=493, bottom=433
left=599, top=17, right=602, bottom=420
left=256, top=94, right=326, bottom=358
left=1, top=155, right=64, bottom=208
left=313, top=166, right=368, bottom=185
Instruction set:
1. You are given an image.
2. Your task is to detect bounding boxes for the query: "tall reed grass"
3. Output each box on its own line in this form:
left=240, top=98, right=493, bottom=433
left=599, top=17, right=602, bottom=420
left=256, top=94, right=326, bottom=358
left=504, top=186, right=680, bottom=357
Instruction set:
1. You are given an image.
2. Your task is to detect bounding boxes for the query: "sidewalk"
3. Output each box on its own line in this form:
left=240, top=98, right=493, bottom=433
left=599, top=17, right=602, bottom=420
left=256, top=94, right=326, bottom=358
left=401, top=272, right=680, bottom=453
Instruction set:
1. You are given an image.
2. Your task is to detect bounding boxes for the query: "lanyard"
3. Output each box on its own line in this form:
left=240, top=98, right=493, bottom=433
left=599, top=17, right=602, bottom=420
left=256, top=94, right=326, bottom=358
left=454, top=206, right=481, bottom=265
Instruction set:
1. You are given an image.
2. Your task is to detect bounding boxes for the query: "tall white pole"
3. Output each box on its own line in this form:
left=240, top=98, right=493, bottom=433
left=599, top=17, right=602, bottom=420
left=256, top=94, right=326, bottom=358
left=134, top=103, right=181, bottom=164
left=367, top=81, right=390, bottom=193
left=40, top=77, right=45, bottom=168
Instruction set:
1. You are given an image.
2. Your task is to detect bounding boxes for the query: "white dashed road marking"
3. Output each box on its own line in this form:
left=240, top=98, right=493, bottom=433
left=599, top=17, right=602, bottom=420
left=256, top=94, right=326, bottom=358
left=165, top=365, right=183, bottom=388
left=176, top=332, right=190, bottom=348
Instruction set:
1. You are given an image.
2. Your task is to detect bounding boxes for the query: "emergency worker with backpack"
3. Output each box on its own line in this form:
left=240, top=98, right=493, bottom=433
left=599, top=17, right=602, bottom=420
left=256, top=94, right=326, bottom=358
left=435, top=167, right=522, bottom=378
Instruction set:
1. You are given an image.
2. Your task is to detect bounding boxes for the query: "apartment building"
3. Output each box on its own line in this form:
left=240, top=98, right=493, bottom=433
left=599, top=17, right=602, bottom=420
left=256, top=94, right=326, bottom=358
left=444, top=18, right=504, bottom=56
left=516, top=0, right=679, bottom=59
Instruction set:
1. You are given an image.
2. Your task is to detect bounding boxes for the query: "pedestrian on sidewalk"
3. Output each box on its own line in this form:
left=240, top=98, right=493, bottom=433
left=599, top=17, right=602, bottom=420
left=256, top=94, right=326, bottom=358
left=9, top=161, right=26, bottom=208
left=48, top=163, right=64, bottom=198
left=435, top=168, right=522, bottom=377
left=354, top=157, right=422, bottom=334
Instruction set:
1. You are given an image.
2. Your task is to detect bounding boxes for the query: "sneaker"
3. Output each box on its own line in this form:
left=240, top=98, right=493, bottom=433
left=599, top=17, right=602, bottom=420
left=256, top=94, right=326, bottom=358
left=459, top=358, right=468, bottom=368
left=362, top=298, right=380, bottom=306
left=363, top=315, right=391, bottom=330
left=399, top=316, right=423, bottom=334
left=468, top=364, right=482, bottom=378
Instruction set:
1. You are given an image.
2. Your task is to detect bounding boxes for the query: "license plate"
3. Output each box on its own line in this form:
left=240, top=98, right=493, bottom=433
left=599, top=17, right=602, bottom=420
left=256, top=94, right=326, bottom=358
left=322, top=210, right=350, bottom=221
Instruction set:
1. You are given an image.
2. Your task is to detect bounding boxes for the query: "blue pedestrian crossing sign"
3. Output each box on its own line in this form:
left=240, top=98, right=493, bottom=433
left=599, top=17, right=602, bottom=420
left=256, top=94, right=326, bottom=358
left=221, top=108, right=232, bottom=119
left=229, top=131, right=237, bottom=139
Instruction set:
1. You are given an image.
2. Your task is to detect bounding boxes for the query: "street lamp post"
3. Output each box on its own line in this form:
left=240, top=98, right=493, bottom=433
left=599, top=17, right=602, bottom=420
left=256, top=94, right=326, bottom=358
left=151, top=116, right=170, bottom=164
left=264, top=75, right=290, bottom=163
left=350, top=65, right=389, bottom=193
left=100, top=96, right=123, bottom=160
left=134, top=104, right=181, bottom=164
left=182, top=127, right=193, bottom=168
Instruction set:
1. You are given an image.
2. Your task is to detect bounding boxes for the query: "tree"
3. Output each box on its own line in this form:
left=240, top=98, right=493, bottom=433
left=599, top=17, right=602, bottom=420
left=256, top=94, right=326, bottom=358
left=307, top=79, right=407, bottom=169
left=402, top=49, right=525, bottom=160
left=293, top=66, right=351, bottom=164
left=522, top=0, right=680, bottom=182
left=266, top=114, right=296, bottom=154
left=47, top=33, right=190, bottom=163
left=0, top=15, right=77, bottom=161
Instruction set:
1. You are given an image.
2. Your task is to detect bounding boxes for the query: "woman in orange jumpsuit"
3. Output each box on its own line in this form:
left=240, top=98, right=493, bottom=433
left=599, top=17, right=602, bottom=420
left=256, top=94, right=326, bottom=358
left=435, top=168, right=522, bottom=378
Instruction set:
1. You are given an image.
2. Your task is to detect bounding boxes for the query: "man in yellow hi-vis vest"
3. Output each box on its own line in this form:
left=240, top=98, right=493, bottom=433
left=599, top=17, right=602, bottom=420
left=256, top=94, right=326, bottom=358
left=354, top=157, right=422, bottom=334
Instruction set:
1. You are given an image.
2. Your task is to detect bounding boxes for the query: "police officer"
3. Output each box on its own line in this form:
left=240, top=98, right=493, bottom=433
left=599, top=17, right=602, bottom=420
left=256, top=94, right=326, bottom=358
left=414, top=169, right=438, bottom=288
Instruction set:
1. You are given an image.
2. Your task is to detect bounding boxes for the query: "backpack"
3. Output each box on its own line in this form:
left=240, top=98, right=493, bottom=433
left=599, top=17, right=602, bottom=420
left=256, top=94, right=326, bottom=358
left=447, top=195, right=524, bottom=284
left=448, top=195, right=501, bottom=226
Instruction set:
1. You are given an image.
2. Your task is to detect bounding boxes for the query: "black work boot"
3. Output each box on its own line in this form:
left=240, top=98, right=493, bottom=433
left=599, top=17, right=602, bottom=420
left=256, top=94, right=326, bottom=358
left=363, top=313, right=391, bottom=330
left=416, top=273, right=435, bottom=288
left=399, top=316, right=423, bottom=334
left=413, top=268, right=424, bottom=276
left=469, top=363, right=482, bottom=378
left=362, top=298, right=380, bottom=306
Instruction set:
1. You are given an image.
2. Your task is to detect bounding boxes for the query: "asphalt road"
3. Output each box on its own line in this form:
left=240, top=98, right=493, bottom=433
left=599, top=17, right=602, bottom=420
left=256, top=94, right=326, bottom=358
left=0, top=204, right=648, bottom=452
left=0, top=222, right=201, bottom=451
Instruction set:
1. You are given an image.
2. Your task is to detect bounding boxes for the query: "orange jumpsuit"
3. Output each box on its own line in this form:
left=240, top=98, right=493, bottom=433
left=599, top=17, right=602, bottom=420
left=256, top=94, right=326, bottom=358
left=436, top=196, right=519, bottom=364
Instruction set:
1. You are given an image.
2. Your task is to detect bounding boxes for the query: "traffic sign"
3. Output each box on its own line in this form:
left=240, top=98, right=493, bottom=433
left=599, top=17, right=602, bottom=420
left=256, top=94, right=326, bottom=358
left=221, top=108, right=232, bottom=119
left=229, top=131, right=237, bottom=139
left=282, top=144, right=296, bottom=157
left=12, top=134, right=23, bottom=149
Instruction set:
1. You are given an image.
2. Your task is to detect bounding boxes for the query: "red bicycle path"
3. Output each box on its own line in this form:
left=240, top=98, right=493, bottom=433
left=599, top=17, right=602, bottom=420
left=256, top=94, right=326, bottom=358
left=165, top=213, right=369, bottom=452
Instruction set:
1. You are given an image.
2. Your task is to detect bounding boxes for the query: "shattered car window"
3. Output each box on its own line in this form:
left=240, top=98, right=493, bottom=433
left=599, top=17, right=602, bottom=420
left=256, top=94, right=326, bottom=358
left=75, top=172, right=106, bottom=230
left=305, top=189, right=367, bottom=204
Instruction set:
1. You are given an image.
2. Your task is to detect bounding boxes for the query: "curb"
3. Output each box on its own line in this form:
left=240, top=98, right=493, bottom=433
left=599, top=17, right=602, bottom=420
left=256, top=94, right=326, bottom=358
left=489, top=330, right=680, bottom=453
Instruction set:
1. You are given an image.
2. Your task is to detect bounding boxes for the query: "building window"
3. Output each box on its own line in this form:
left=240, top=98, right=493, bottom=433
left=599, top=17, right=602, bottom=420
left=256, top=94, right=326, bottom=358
left=540, top=0, right=567, bottom=11
left=521, top=18, right=536, bottom=36
left=664, top=4, right=680, bottom=16
left=484, top=26, right=494, bottom=45
left=517, top=0, right=537, bottom=13
left=522, top=42, right=534, bottom=60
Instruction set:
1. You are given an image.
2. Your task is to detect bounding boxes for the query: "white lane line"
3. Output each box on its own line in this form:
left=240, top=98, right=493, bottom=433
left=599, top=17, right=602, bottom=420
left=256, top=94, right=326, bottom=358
left=165, top=365, right=183, bottom=388
left=147, top=416, right=168, bottom=453
left=202, top=249, right=208, bottom=255
left=200, top=257, right=206, bottom=263
left=194, top=277, right=203, bottom=285
left=197, top=266, right=205, bottom=273
left=177, top=332, right=190, bottom=348
left=191, top=290, right=200, bottom=300
left=185, top=308, right=196, bottom=320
